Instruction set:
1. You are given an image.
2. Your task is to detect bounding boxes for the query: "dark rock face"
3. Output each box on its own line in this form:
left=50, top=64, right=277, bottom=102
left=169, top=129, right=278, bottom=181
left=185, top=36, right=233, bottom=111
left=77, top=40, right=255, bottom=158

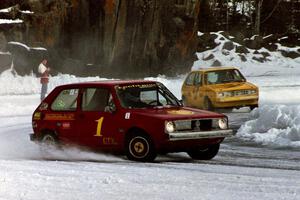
left=222, top=41, right=234, bottom=51
left=203, top=53, right=214, bottom=61
left=252, top=56, right=266, bottom=63
left=0, top=53, right=12, bottom=72
left=231, top=32, right=245, bottom=45
left=244, top=36, right=263, bottom=50
left=238, top=54, right=247, bottom=62
left=212, top=59, right=221, bottom=66
left=0, top=0, right=200, bottom=77
left=6, top=42, right=31, bottom=75
left=261, top=51, right=271, bottom=58
left=61, top=58, right=86, bottom=75
left=0, top=32, right=7, bottom=51
left=262, top=34, right=278, bottom=45
left=197, top=33, right=218, bottom=52
left=235, top=45, right=249, bottom=54
left=6, top=42, right=47, bottom=75
left=264, top=43, right=278, bottom=52
left=280, top=50, right=300, bottom=59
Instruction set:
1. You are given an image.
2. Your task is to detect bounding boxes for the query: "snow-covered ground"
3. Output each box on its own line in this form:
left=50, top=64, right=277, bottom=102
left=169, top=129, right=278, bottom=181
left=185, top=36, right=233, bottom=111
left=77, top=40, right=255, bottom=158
left=0, top=99, right=299, bottom=200
left=1, top=68, right=300, bottom=148
left=1, top=29, right=300, bottom=198
left=0, top=156, right=299, bottom=200
left=1, top=4, right=300, bottom=197
left=0, top=68, right=300, bottom=199
left=193, top=31, right=300, bottom=77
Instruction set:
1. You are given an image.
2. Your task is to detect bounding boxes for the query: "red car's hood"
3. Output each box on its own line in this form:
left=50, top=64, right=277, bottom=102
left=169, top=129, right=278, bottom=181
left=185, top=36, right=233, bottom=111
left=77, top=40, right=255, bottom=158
left=129, top=106, right=225, bottom=120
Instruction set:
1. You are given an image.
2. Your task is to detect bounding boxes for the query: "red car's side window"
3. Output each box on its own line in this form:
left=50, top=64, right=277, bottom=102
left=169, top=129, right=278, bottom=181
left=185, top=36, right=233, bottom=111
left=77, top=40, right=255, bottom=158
left=81, top=88, right=109, bottom=111
left=51, top=89, right=79, bottom=111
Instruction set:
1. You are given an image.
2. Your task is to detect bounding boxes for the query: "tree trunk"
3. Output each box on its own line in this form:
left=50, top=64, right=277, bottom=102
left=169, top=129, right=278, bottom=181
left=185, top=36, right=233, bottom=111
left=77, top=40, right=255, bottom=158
left=254, top=0, right=263, bottom=35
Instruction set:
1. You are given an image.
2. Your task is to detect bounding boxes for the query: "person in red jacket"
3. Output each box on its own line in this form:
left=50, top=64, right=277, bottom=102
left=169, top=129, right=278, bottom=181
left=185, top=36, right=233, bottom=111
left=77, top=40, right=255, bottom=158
left=38, top=59, right=50, bottom=101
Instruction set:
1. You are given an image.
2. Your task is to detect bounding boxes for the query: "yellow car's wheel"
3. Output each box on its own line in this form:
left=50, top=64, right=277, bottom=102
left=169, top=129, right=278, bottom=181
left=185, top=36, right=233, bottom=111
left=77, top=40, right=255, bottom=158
left=250, top=105, right=258, bottom=110
left=182, top=96, right=187, bottom=106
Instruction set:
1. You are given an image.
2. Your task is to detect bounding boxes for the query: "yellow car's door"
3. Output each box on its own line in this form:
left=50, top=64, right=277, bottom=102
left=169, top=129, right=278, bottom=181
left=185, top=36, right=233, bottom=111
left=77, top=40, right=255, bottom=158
left=182, top=72, right=197, bottom=107
left=193, top=72, right=206, bottom=109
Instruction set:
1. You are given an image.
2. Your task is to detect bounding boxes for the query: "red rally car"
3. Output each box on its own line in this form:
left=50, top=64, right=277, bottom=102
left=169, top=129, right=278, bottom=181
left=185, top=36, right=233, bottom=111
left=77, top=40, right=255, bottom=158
left=30, top=80, right=233, bottom=162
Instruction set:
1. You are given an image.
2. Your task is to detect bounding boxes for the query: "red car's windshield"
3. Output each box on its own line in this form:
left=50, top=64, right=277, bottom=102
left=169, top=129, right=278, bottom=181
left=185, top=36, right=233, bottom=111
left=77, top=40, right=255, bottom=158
left=116, top=83, right=181, bottom=109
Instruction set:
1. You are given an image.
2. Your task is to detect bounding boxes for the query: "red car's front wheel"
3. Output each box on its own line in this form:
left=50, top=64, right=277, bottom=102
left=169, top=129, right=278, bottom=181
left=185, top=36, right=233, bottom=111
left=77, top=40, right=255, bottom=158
left=125, top=133, right=157, bottom=162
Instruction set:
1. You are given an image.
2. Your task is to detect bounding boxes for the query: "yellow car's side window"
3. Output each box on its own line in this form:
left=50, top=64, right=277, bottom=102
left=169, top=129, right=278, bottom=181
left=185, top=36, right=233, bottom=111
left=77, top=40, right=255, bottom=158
left=207, top=72, right=219, bottom=84
left=185, top=72, right=196, bottom=85
left=194, top=72, right=202, bottom=86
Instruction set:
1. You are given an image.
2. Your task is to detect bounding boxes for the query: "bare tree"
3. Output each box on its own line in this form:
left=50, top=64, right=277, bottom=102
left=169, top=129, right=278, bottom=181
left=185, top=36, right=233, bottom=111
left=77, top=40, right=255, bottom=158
left=254, top=0, right=263, bottom=35
left=261, top=0, right=282, bottom=24
left=288, top=0, right=299, bottom=33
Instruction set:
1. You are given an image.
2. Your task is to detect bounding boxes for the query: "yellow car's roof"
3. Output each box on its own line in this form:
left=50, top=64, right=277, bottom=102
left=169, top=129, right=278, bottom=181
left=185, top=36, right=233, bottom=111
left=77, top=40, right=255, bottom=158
left=193, top=67, right=238, bottom=72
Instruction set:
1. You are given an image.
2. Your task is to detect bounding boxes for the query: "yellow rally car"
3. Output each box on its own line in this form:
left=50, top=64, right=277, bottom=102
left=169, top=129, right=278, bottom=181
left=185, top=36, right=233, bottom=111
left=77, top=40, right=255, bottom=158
left=181, top=67, right=259, bottom=110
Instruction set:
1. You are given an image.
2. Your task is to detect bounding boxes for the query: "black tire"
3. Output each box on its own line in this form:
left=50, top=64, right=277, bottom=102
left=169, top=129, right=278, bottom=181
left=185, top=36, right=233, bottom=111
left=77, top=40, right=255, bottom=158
left=125, top=132, right=157, bottom=162
left=181, top=96, right=187, bottom=106
left=39, top=132, right=59, bottom=158
left=250, top=105, right=258, bottom=111
left=40, top=132, right=58, bottom=146
left=187, top=144, right=220, bottom=160
left=203, top=97, right=214, bottom=111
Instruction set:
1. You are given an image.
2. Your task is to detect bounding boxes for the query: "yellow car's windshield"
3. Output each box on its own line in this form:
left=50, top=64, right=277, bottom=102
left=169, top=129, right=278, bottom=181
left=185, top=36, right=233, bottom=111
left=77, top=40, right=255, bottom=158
left=205, top=69, right=245, bottom=85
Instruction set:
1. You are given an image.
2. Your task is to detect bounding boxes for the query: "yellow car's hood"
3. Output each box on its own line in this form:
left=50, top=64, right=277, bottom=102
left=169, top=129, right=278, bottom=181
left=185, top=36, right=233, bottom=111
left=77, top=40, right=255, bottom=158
left=207, top=82, right=258, bottom=92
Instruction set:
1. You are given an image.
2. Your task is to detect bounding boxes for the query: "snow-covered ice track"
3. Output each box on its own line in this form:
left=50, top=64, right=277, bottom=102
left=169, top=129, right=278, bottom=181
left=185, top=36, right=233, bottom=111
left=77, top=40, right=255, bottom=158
left=219, top=142, right=300, bottom=171
left=0, top=74, right=300, bottom=199
left=0, top=108, right=298, bottom=169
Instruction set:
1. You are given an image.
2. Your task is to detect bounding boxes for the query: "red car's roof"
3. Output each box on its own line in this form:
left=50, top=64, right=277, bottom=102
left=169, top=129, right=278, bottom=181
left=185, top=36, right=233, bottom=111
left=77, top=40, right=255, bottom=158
left=57, top=80, right=158, bottom=88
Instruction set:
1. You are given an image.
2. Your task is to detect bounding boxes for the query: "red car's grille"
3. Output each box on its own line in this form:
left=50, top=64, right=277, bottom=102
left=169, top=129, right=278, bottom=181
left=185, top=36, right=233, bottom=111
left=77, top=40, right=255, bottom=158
left=174, top=119, right=213, bottom=131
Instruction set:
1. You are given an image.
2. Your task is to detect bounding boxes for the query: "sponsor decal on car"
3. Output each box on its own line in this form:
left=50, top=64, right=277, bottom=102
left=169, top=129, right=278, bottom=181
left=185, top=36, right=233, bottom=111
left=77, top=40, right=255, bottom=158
left=38, top=103, right=48, bottom=111
left=167, top=110, right=195, bottom=115
left=117, top=84, right=156, bottom=90
left=103, top=137, right=118, bottom=145
left=125, top=112, right=131, bottom=119
left=95, top=117, right=104, bottom=137
left=44, top=113, right=75, bottom=121
left=61, top=122, right=71, bottom=129
left=33, top=112, right=41, bottom=120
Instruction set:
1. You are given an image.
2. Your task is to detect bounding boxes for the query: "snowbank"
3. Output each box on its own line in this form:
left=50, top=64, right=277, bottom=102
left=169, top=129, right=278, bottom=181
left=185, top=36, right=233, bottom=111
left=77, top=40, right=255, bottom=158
left=145, top=75, right=185, bottom=99
left=193, top=31, right=300, bottom=77
left=3, top=68, right=300, bottom=105
left=0, top=69, right=184, bottom=98
left=0, top=7, right=13, bottom=13
left=0, top=19, right=23, bottom=24
left=0, top=69, right=106, bottom=95
left=0, top=70, right=38, bottom=95
left=237, top=105, right=300, bottom=148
